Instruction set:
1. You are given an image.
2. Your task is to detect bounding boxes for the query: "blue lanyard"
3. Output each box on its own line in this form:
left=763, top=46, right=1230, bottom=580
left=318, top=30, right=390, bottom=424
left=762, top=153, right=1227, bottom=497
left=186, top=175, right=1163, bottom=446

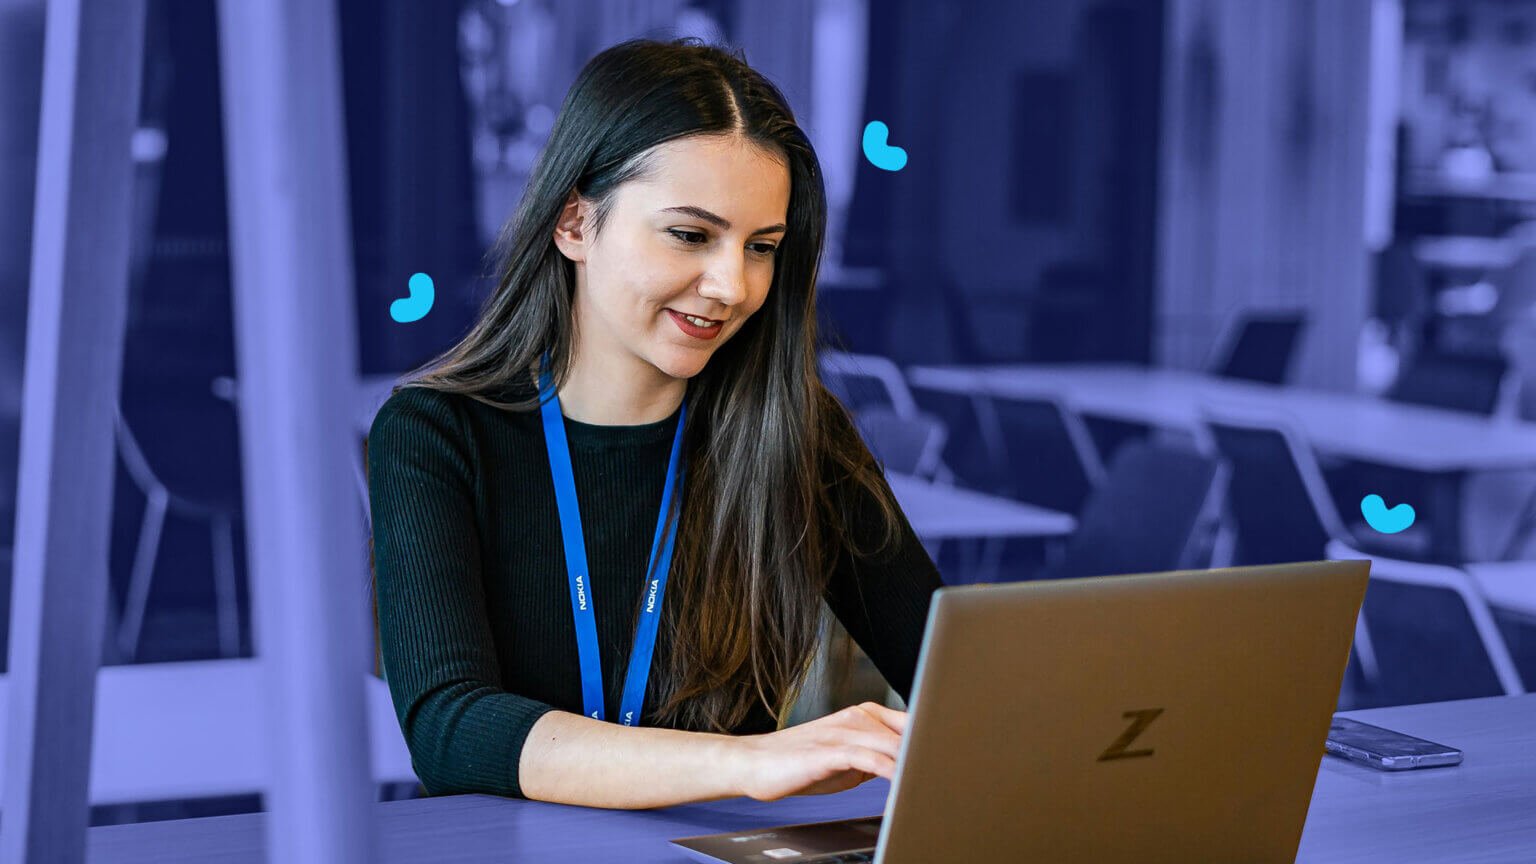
left=538, top=369, right=687, bottom=726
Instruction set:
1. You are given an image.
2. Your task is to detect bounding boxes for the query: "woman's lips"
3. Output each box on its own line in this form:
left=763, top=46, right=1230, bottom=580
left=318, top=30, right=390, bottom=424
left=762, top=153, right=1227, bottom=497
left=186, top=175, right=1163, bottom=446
left=666, top=309, right=724, bottom=341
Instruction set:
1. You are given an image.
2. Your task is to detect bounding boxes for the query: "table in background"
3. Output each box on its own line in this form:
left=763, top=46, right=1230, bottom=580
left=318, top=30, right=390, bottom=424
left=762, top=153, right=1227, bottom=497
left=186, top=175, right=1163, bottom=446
left=908, top=364, right=1536, bottom=560
left=1414, top=235, right=1524, bottom=274
left=830, top=474, right=1075, bottom=710
left=84, top=694, right=1536, bottom=863
left=1406, top=171, right=1536, bottom=206
left=885, top=472, right=1075, bottom=541
left=888, top=470, right=1076, bottom=589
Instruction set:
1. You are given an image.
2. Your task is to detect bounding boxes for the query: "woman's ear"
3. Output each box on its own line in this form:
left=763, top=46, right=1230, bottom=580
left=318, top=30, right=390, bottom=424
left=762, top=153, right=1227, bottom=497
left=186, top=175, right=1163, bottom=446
left=552, top=191, right=589, bottom=263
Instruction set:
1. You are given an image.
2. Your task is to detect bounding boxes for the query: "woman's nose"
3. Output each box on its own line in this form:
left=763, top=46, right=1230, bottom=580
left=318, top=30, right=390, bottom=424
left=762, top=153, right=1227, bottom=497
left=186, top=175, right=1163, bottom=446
left=698, top=252, right=748, bottom=305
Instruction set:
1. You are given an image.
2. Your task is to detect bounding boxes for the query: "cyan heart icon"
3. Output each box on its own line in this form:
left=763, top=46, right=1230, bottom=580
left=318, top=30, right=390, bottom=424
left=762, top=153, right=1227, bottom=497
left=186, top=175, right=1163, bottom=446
left=1360, top=494, right=1415, bottom=535
left=391, top=272, right=435, bottom=324
left=862, top=120, right=908, bottom=172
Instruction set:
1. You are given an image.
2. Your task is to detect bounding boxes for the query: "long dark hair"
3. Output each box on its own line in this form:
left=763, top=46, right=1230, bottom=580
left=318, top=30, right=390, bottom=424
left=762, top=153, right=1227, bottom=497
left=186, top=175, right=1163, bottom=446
left=376, top=38, right=900, bottom=732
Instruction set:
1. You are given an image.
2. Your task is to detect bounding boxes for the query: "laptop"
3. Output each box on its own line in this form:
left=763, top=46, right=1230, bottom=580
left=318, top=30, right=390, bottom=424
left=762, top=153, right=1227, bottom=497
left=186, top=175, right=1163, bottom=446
left=671, top=560, right=1369, bottom=864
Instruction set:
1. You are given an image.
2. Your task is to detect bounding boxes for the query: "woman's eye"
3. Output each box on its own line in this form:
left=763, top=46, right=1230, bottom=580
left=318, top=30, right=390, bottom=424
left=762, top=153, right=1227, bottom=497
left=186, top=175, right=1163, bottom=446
left=668, top=229, right=707, bottom=245
left=670, top=229, right=777, bottom=258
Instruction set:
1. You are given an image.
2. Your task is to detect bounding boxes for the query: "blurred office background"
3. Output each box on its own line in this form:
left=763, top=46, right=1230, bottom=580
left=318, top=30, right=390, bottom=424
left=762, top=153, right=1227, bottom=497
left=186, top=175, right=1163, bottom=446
left=1, top=0, right=1533, bottom=830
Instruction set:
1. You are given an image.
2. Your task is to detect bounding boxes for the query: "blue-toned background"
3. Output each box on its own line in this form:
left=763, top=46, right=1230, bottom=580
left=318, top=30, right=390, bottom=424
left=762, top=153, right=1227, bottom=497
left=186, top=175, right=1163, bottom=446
left=1, top=0, right=1534, bottom=832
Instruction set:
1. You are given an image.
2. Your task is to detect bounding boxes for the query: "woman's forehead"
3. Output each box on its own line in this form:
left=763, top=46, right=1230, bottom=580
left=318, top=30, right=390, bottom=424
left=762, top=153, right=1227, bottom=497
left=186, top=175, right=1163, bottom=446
left=624, top=135, right=790, bottom=220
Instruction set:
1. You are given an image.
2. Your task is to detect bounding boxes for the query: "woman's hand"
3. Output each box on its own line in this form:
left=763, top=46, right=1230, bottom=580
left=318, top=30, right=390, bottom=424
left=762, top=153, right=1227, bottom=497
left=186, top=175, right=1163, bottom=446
left=727, top=702, right=908, bottom=802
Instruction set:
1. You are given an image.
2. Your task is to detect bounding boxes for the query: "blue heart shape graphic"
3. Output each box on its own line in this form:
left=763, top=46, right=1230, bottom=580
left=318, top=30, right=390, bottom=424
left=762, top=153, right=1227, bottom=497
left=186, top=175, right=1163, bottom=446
left=1360, top=494, right=1416, bottom=535
left=862, top=121, right=908, bottom=172
left=391, top=272, right=435, bottom=324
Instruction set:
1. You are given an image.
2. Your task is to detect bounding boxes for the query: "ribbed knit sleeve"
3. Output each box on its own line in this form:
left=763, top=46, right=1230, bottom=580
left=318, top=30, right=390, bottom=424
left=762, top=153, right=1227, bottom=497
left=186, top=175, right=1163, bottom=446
left=822, top=417, right=944, bottom=705
left=367, top=386, right=557, bottom=798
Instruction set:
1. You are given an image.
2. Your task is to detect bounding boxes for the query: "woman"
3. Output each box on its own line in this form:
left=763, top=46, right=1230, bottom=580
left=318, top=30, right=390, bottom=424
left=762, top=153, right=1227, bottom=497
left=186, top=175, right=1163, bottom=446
left=367, top=38, right=942, bottom=811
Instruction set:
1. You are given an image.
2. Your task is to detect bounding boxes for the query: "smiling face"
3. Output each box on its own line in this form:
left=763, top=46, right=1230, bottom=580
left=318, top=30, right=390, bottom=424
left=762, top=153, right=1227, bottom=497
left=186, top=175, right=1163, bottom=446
left=553, top=133, right=792, bottom=389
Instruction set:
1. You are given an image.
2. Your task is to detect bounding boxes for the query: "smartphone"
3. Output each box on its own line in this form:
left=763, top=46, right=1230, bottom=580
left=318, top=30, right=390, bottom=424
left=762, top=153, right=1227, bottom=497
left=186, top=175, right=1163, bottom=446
left=1325, top=717, right=1463, bottom=771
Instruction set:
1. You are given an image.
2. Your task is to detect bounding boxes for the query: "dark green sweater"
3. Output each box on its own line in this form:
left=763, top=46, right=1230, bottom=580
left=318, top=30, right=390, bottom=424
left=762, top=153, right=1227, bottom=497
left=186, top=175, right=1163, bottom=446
left=366, top=382, right=942, bottom=798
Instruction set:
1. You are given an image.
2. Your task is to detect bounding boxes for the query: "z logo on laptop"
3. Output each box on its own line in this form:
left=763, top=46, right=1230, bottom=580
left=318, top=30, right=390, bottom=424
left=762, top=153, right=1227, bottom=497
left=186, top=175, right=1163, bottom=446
left=1097, top=708, right=1164, bottom=762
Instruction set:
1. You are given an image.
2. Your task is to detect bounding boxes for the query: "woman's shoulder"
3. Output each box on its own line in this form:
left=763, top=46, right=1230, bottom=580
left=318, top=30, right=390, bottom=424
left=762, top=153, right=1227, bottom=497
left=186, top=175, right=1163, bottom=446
left=369, top=380, right=537, bottom=448
left=370, top=383, right=463, bottom=439
left=375, top=376, right=538, bottom=423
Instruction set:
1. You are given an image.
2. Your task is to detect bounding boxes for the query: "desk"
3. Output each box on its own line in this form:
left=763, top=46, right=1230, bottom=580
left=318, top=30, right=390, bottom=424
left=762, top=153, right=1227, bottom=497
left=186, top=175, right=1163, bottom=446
left=1407, top=171, right=1536, bottom=205
left=883, top=472, right=1074, bottom=587
left=1415, top=235, right=1524, bottom=273
left=0, top=660, right=415, bottom=806
left=1296, top=694, right=1536, bottom=862
left=885, top=472, right=1075, bottom=540
left=907, top=365, right=1536, bottom=474
left=84, top=694, right=1536, bottom=863
left=908, top=364, right=1536, bottom=560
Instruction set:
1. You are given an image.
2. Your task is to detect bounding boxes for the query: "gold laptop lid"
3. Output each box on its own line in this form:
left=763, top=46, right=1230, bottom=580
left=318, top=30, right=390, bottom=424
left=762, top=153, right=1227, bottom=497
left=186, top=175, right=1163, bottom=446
left=877, top=560, right=1369, bottom=864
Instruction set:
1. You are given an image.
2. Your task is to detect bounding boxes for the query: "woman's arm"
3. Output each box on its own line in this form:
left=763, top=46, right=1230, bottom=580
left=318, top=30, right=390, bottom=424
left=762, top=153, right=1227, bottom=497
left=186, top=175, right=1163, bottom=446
left=517, top=711, right=739, bottom=808
left=370, top=388, right=560, bottom=798
left=519, top=702, right=909, bottom=810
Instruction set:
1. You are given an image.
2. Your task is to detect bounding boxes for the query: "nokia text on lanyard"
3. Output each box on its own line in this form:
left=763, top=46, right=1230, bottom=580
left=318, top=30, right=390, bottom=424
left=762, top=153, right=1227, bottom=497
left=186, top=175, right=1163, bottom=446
left=538, top=366, right=687, bottom=726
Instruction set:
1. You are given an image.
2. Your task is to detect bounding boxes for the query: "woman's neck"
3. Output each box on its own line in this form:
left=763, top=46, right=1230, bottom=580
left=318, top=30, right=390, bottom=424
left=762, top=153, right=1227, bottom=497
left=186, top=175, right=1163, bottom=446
left=555, top=347, right=686, bottom=426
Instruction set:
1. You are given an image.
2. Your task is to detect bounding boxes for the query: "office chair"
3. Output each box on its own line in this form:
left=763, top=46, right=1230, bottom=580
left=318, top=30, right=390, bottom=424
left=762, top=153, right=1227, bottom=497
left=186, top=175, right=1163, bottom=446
left=1038, top=440, right=1224, bottom=581
left=1199, top=408, right=1382, bottom=681
left=1201, top=406, right=1524, bottom=702
left=850, top=406, right=953, bottom=569
left=1327, top=540, right=1528, bottom=699
left=1200, top=404, right=1445, bottom=560
left=819, top=351, right=919, bottom=418
left=1387, top=348, right=1509, bottom=416
left=114, top=405, right=243, bottom=661
left=909, top=386, right=1010, bottom=495
left=852, top=406, right=950, bottom=482
left=1209, top=310, right=1307, bottom=385
left=1323, top=348, right=1513, bottom=563
left=991, top=396, right=1106, bottom=516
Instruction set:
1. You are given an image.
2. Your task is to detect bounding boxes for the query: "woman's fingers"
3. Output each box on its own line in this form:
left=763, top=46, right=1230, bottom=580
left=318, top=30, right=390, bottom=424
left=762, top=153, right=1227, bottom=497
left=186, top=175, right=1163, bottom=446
left=834, top=745, right=897, bottom=779
left=850, top=701, right=908, bottom=735
left=824, top=727, right=902, bottom=762
left=741, top=702, right=911, bottom=800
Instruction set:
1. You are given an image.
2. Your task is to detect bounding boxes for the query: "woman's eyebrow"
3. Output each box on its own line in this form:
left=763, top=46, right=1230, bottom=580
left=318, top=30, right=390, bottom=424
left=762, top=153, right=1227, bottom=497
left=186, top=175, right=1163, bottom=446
left=660, top=205, right=786, bottom=237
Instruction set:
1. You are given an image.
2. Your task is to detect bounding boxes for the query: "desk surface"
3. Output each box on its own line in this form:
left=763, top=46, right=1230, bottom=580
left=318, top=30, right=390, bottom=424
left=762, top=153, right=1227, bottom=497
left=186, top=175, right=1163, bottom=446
left=0, top=660, right=414, bottom=807
left=1297, top=694, right=1536, bottom=863
left=1407, top=171, right=1536, bottom=204
left=1414, top=235, right=1526, bottom=272
left=85, top=694, right=1535, bottom=863
left=885, top=473, right=1075, bottom=539
left=909, top=364, right=1536, bottom=473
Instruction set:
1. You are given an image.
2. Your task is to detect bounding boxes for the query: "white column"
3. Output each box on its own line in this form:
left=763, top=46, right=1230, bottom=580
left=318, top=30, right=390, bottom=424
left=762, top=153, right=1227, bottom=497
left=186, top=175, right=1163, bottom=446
left=215, top=1, right=376, bottom=862
left=2, top=1, right=145, bottom=862
left=810, top=0, right=868, bottom=271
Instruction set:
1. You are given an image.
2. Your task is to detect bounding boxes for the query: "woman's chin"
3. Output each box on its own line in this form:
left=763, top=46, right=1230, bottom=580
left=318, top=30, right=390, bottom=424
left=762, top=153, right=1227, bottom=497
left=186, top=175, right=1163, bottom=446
left=649, top=348, right=713, bottom=381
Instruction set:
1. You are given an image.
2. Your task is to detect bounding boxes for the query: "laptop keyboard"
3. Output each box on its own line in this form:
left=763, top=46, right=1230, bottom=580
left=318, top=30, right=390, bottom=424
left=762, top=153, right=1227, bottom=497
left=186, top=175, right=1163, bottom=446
left=798, top=852, right=875, bottom=863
